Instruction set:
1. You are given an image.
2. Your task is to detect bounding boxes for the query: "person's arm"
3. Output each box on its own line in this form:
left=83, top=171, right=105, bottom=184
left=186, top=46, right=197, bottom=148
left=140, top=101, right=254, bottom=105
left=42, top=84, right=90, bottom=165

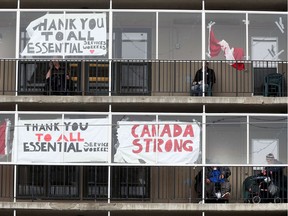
left=46, top=70, right=51, bottom=79
left=66, top=70, right=70, bottom=80
left=46, top=61, right=54, bottom=79
left=193, top=69, right=201, bottom=83
left=212, top=69, right=216, bottom=84
left=207, top=68, right=216, bottom=84
left=205, top=167, right=212, bottom=183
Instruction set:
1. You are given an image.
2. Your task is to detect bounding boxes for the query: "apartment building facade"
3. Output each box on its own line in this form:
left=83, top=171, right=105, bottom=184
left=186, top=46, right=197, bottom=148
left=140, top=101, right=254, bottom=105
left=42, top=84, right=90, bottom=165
left=0, top=0, right=287, bottom=216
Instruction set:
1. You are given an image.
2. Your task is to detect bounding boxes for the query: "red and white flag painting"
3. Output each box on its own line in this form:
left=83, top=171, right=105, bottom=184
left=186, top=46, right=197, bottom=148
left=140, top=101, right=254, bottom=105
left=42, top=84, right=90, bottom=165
left=207, top=23, right=245, bottom=71
left=0, top=120, right=10, bottom=155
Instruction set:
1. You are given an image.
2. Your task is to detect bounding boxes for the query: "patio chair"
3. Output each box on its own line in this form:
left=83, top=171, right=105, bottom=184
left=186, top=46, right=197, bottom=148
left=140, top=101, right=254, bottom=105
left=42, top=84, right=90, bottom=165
left=263, top=73, right=284, bottom=97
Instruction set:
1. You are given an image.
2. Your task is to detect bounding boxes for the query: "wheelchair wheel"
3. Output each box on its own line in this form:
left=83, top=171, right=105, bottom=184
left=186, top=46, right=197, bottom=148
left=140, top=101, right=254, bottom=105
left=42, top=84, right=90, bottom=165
left=274, top=197, right=281, bottom=203
left=252, top=196, right=261, bottom=203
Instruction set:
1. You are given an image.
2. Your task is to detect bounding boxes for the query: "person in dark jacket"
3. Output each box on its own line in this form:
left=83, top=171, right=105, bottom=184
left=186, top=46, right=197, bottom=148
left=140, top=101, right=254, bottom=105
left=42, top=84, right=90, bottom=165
left=45, top=60, right=72, bottom=95
left=194, top=166, right=231, bottom=199
left=191, top=62, right=216, bottom=96
left=263, top=153, right=286, bottom=195
left=242, top=153, right=287, bottom=202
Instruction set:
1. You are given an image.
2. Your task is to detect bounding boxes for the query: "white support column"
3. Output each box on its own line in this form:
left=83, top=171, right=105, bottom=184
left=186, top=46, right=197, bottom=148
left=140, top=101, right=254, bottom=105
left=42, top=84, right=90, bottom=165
left=201, top=104, right=206, bottom=205
left=108, top=0, right=112, bottom=196
left=15, top=0, right=21, bottom=97
left=201, top=0, right=206, bottom=97
left=107, top=1, right=113, bottom=210
left=108, top=0, right=113, bottom=96
left=156, top=12, right=159, bottom=59
left=245, top=13, right=249, bottom=61
left=108, top=105, right=112, bottom=204
left=247, top=115, right=250, bottom=164
left=13, top=99, right=19, bottom=216
left=201, top=1, right=207, bottom=210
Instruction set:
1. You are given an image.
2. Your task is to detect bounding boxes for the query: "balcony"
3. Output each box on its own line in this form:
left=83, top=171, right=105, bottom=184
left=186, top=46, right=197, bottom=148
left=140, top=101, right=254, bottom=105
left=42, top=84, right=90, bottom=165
left=0, top=59, right=287, bottom=97
left=1, top=165, right=287, bottom=209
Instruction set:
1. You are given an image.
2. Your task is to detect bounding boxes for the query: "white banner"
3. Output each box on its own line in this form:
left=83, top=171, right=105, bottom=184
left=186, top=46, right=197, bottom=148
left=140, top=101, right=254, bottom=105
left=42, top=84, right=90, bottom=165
left=114, top=121, right=201, bottom=164
left=21, top=13, right=107, bottom=56
left=15, top=118, right=109, bottom=163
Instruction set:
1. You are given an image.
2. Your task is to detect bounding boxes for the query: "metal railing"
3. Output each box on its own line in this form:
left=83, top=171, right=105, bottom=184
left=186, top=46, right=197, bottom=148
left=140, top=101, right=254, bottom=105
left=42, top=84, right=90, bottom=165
left=0, top=59, right=287, bottom=97
left=0, top=165, right=283, bottom=203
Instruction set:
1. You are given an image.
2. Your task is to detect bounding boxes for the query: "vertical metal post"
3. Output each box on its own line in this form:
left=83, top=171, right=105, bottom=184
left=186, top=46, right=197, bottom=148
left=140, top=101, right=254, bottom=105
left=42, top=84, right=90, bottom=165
left=201, top=0, right=206, bottom=97
left=247, top=115, right=250, bottom=164
left=15, top=0, right=21, bottom=97
left=108, top=0, right=113, bottom=96
left=202, top=104, right=206, bottom=205
left=156, top=12, right=159, bottom=59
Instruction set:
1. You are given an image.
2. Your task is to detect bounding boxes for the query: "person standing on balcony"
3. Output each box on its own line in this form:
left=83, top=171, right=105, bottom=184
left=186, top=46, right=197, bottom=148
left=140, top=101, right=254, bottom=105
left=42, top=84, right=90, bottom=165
left=44, top=60, right=71, bottom=95
left=191, top=62, right=216, bottom=96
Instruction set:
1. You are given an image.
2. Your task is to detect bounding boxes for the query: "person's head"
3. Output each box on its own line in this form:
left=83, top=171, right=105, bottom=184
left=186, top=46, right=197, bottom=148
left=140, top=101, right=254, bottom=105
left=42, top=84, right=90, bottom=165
left=51, top=56, right=61, bottom=68
left=266, top=153, right=275, bottom=164
left=52, top=60, right=60, bottom=67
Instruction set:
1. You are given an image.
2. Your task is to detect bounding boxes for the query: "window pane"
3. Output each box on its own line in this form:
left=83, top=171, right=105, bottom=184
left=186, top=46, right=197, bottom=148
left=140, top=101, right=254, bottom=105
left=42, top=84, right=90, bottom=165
left=159, top=13, right=202, bottom=60
left=17, top=165, right=45, bottom=198
left=83, top=166, right=108, bottom=199
left=249, top=116, right=287, bottom=164
left=48, top=166, right=79, bottom=198
left=249, top=14, right=287, bottom=61
left=0, top=12, right=16, bottom=58
left=206, top=116, right=247, bottom=164
left=111, top=166, right=150, bottom=199
left=205, top=13, right=246, bottom=61
left=113, top=12, right=156, bottom=59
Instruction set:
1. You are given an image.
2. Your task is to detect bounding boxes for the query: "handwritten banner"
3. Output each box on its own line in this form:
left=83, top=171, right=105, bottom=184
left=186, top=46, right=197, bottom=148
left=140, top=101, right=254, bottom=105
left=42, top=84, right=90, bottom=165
left=16, top=118, right=109, bottom=163
left=114, top=121, right=201, bottom=164
left=21, top=13, right=107, bottom=56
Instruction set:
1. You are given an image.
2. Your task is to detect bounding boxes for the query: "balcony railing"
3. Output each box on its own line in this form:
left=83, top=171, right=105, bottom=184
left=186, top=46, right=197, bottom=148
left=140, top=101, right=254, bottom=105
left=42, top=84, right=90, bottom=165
left=1, top=165, right=287, bottom=203
left=0, top=59, right=287, bottom=97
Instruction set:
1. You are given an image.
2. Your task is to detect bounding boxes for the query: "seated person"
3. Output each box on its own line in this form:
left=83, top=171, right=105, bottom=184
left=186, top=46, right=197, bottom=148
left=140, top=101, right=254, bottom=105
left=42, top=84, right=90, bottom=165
left=194, top=166, right=231, bottom=199
left=206, top=166, right=231, bottom=199
left=191, top=62, right=216, bottom=96
left=242, top=175, right=262, bottom=203
left=242, top=153, right=287, bottom=202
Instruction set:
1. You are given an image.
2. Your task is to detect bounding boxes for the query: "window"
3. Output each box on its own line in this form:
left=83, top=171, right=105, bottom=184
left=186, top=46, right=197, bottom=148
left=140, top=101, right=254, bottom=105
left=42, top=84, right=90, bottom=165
left=17, top=166, right=79, bottom=199
left=84, top=62, right=109, bottom=95
left=17, top=165, right=150, bottom=200
left=17, top=165, right=46, bottom=198
left=48, top=166, right=79, bottom=198
left=83, top=166, right=108, bottom=199
left=111, top=166, right=150, bottom=199
left=112, top=61, right=151, bottom=95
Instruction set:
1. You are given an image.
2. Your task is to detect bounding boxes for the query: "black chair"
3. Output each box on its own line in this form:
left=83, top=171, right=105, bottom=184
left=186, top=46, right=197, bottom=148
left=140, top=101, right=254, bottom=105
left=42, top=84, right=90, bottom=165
left=263, top=73, right=284, bottom=97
